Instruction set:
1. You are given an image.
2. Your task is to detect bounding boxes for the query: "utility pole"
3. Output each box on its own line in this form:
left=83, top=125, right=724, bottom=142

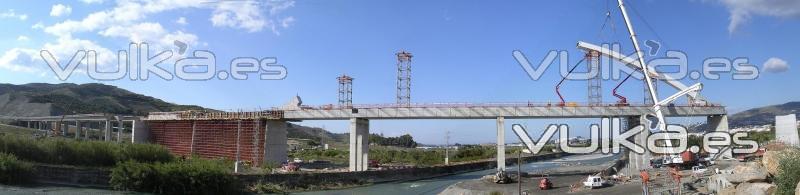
left=445, top=130, right=450, bottom=165
left=235, top=120, right=242, bottom=173
left=518, top=150, right=522, bottom=195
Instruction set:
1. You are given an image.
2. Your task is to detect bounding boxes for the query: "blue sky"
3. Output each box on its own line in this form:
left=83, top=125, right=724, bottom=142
left=0, top=0, right=798, bottom=144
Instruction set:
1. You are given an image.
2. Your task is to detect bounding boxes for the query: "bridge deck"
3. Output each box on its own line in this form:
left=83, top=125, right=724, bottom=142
left=282, top=105, right=726, bottom=120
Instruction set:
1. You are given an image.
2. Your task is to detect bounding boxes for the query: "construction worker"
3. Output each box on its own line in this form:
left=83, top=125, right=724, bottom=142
left=669, top=166, right=682, bottom=194
left=640, top=169, right=650, bottom=195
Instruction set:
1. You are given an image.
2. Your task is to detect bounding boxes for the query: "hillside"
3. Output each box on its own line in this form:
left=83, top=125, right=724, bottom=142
left=0, top=83, right=418, bottom=146
left=729, top=101, right=800, bottom=127
left=0, top=83, right=206, bottom=116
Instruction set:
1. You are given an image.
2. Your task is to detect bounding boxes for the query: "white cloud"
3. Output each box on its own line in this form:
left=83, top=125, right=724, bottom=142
left=0, top=9, right=28, bottom=21
left=32, top=22, right=44, bottom=29
left=80, top=0, right=104, bottom=4
left=176, top=17, right=187, bottom=25
left=1, top=0, right=296, bottom=75
left=50, top=4, right=72, bottom=17
left=763, top=57, right=790, bottom=73
left=16, top=36, right=29, bottom=42
left=281, top=16, right=295, bottom=28
left=99, top=22, right=198, bottom=49
left=211, top=1, right=266, bottom=32
left=716, top=0, right=800, bottom=33
left=0, top=48, right=39, bottom=73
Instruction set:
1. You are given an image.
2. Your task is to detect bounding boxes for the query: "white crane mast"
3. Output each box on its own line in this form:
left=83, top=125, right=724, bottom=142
left=616, top=0, right=673, bottom=149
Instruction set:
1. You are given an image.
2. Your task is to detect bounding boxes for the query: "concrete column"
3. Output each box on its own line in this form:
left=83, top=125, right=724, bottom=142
left=62, top=122, right=69, bottom=136
left=104, top=120, right=112, bottom=141
left=75, top=121, right=82, bottom=139
left=349, top=118, right=369, bottom=171
left=496, top=116, right=506, bottom=171
left=626, top=115, right=651, bottom=177
left=264, top=120, right=288, bottom=165
left=26, top=121, right=31, bottom=128
left=116, top=120, right=123, bottom=142
left=708, top=115, right=733, bottom=158
left=131, top=120, right=149, bottom=143
left=85, top=125, right=90, bottom=139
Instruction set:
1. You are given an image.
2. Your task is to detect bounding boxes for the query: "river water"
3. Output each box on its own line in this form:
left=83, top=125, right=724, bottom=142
left=297, top=153, right=619, bottom=195
left=0, top=153, right=619, bottom=195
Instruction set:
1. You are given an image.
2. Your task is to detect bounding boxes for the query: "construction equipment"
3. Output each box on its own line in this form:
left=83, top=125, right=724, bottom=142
left=612, top=73, right=634, bottom=106
left=555, top=58, right=586, bottom=106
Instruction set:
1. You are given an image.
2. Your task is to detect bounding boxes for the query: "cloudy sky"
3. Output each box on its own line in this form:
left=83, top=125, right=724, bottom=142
left=0, top=0, right=798, bottom=144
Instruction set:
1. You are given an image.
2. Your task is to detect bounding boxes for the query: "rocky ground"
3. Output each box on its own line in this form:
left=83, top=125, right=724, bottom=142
left=438, top=154, right=642, bottom=195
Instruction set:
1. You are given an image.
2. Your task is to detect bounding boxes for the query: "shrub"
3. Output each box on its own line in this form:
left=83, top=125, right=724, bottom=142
left=0, top=153, right=34, bottom=184
left=0, top=135, right=173, bottom=167
left=775, top=149, right=800, bottom=195
left=111, top=158, right=238, bottom=195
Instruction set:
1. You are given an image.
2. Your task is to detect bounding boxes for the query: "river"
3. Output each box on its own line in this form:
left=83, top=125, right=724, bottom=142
left=297, top=153, right=619, bottom=195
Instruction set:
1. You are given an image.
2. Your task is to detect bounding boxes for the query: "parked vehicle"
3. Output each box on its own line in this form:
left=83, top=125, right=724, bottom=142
left=692, top=165, right=708, bottom=174
left=582, top=175, right=604, bottom=189
left=650, top=158, right=663, bottom=168
left=368, top=160, right=380, bottom=168
left=282, top=162, right=300, bottom=172
left=539, top=178, right=553, bottom=190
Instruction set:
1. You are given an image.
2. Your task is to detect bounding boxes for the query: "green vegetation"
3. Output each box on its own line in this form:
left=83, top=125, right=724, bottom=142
left=744, top=130, right=775, bottom=144
left=0, top=153, right=33, bottom=184
left=110, top=158, right=238, bottom=195
left=290, top=145, right=539, bottom=166
left=0, top=135, right=172, bottom=167
left=369, top=134, right=418, bottom=148
left=0, top=124, right=39, bottom=137
left=0, top=83, right=206, bottom=116
left=775, top=149, right=800, bottom=195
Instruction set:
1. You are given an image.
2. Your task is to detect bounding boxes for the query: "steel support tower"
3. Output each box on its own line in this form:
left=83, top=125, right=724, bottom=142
left=396, top=51, right=412, bottom=107
left=338, top=74, right=353, bottom=108
left=586, top=51, right=602, bottom=106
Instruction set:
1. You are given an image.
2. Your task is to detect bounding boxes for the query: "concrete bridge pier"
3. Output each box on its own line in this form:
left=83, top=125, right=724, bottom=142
left=349, top=118, right=369, bottom=171
left=496, top=116, right=505, bottom=171
left=707, top=115, right=733, bottom=159
left=104, top=120, right=112, bottom=141
left=264, top=120, right=288, bottom=165
left=131, top=120, right=149, bottom=143
left=74, top=121, right=82, bottom=139
left=61, top=122, right=69, bottom=136
left=626, top=115, right=651, bottom=177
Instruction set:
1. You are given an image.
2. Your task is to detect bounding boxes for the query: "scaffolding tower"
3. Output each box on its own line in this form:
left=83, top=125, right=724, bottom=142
left=338, top=74, right=353, bottom=108
left=587, top=51, right=602, bottom=106
left=396, top=51, right=413, bottom=107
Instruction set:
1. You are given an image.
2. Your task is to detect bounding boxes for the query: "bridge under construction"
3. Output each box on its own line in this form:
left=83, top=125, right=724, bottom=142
left=2, top=0, right=732, bottom=178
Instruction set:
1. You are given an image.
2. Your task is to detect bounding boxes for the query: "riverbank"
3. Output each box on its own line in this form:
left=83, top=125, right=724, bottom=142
left=438, top=153, right=636, bottom=195
left=241, top=152, right=569, bottom=193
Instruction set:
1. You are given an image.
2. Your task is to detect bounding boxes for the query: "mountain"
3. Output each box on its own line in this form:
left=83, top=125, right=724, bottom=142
left=728, top=101, right=800, bottom=127
left=0, top=83, right=206, bottom=116
left=286, top=123, right=349, bottom=144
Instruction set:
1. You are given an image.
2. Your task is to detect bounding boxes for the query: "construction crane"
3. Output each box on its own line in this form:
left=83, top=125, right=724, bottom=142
left=577, top=41, right=706, bottom=106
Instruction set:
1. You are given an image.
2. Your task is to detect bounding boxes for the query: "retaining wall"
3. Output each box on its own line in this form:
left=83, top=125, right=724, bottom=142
left=238, top=152, right=568, bottom=190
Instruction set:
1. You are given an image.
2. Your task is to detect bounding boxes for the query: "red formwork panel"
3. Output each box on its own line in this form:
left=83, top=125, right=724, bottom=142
left=148, top=119, right=267, bottom=165
left=148, top=121, right=193, bottom=156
